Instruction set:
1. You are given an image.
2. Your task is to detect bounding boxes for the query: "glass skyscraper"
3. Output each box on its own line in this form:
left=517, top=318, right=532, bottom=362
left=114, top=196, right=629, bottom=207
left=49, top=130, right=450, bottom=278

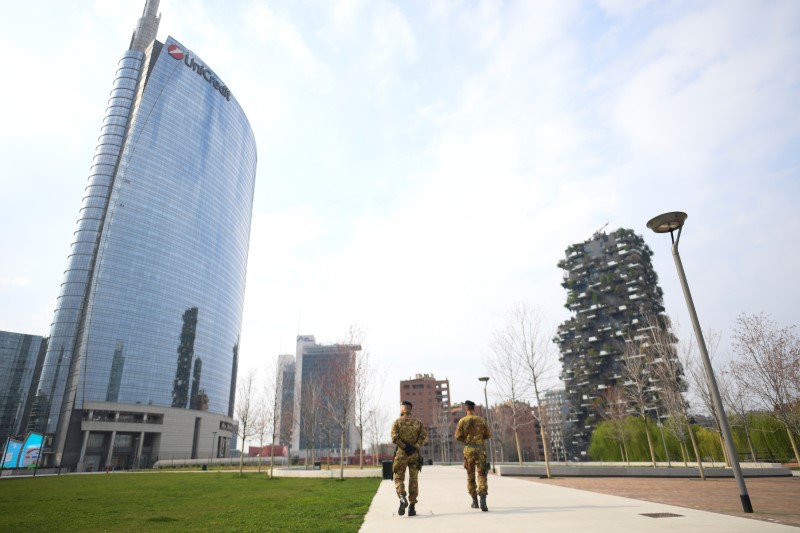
left=31, top=0, right=256, bottom=470
left=0, top=330, right=47, bottom=449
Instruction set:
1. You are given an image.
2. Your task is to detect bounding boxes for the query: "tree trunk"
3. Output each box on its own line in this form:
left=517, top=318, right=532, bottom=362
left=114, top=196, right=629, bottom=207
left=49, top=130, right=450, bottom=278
left=539, top=423, right=552, bottom=478
left=783, top=422, right=800, bottom=467
left=340, top=431, right=345, bottom=480
left=513, top=429, right=523, bottom=466
left=744, top=427, right=757, bottom=463
left=686, top=418, right=705, bottom=480
left=623, top=442, right=630, bottom=465
left=238, top=450, right=245, bottom=477
left=270, top=435, right=276, bottom=478
left=643, top=418, right=656, bottom=466
left=719, top=434, right=730, bottom=466
left=359, top=431, right=364, bottom=469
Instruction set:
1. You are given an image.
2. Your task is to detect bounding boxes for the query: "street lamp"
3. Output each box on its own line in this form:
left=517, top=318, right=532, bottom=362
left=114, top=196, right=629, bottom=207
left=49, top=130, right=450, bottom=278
left=478, top=377, right=497, bottom=474
left=647, top=211, right=753, bottom=513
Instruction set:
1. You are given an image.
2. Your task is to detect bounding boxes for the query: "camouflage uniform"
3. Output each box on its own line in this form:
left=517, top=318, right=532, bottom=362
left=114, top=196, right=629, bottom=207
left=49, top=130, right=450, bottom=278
left=455, top=413, right=492, bottom=497
left=391, top=411, right=428, bottom=504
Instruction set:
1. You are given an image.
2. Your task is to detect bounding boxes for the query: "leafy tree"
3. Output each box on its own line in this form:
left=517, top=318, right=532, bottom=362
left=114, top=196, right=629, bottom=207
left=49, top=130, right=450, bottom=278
left=593, top=386, right=631, bottom=464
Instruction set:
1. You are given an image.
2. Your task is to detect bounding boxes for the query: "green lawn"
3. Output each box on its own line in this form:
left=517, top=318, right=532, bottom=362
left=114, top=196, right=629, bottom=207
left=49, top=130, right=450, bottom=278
left=0, top=472, right=380, bottom=532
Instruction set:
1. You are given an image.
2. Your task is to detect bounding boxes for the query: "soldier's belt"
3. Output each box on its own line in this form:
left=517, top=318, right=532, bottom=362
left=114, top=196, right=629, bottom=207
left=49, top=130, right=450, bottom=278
left=464, top=444, right=485, bottom=449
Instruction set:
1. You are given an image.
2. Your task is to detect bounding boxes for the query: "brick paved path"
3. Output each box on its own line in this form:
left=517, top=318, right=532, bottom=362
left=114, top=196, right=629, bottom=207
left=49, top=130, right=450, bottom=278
left=525, top=476, right=800, bottom=528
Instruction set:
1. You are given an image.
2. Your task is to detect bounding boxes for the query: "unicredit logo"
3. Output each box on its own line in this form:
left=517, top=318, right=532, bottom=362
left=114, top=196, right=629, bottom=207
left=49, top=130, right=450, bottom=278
left=167, top=44, right=184, bottom=60
left=168, top=43, right=231, bottom=102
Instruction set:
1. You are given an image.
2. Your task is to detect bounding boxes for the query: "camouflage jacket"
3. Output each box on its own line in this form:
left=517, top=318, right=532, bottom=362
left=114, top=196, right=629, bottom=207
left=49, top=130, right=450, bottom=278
left=391, top=413, right=427, bottom=456
left=454, top=413, right=491, bottom=446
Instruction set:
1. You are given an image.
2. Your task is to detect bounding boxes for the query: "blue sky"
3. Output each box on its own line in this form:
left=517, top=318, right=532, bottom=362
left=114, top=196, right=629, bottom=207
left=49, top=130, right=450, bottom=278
left=1, top=0, right=798, bottom=432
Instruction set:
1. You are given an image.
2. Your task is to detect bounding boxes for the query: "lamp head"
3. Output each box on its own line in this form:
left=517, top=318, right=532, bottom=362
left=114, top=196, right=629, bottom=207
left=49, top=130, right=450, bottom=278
left=647, top=211, right=689, bottom=233
left=478, top=377, right=489, bottom=383
left=647, top=212, right=687, bottom=233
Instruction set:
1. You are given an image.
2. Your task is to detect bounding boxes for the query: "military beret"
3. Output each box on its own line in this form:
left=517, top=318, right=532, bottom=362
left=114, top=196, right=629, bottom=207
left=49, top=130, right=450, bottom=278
left=401, top=400, right=413, bottom=408
left=464, top=400, right=475, bottom=408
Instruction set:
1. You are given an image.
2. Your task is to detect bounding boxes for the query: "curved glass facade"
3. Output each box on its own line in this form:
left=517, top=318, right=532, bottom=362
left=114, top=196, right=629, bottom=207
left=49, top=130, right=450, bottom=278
left=33, top=36, right=256, bottom=465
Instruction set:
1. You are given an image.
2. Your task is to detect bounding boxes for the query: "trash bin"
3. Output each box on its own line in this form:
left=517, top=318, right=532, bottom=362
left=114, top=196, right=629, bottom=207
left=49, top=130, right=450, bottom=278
left=202, top=464, right=207, bottom=471
left=382, top=460, right=393, bottom=480
left=427, top=458, right=433, bottom=466
left=313, top=461, right=321, bottom=470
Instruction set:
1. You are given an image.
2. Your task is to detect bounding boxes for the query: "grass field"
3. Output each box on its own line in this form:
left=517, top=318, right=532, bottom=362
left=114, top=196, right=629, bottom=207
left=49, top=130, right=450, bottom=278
left=0, top=472, right=380, bottom=532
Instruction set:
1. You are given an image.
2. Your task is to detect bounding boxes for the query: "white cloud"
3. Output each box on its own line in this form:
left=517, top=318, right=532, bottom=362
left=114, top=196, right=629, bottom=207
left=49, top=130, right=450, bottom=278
left=243, top=3, right=333, bottom=92
left=0, top=276, right=31, bottom=290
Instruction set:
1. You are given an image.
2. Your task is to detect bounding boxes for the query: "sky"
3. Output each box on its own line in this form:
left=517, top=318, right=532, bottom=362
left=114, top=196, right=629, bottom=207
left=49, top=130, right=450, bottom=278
left=0, top=0, right=798, bottom=438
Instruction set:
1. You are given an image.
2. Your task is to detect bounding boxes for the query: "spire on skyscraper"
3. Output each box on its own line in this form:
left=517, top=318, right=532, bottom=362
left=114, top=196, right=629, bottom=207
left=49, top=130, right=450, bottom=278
left=130, top=0, right=161, bottom=52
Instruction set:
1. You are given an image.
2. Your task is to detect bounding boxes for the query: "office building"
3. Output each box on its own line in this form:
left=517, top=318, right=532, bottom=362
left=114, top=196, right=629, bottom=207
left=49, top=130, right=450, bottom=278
left=542, top=388, right=571, bottom=462
left=399, top=374, right=451, bottom=461
left=555, top=228, right=671, bottom=458
left=0, top=331, right=48, bottom=450
left=276, top=354, right=295, bottom=449
left=29, top=0, right=256, bottom=470
left=292, top=336, right=360, bottom=458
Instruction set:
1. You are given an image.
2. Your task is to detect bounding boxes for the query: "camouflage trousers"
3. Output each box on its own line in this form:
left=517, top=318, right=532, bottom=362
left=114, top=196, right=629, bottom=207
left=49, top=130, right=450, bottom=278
left=393, top=453, right=420, bottom=503
left=463, top=445, right=488, bottom=496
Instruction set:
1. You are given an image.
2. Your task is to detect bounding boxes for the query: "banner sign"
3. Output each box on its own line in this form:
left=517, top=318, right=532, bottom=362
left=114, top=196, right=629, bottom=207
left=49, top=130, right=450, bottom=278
left=2, top=439, right=22, bottom=468
left=19, top=433, right=44, bottom=467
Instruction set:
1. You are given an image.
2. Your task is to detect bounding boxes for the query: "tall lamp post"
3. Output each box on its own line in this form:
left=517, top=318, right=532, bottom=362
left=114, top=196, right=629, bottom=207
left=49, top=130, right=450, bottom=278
left=646, top=211, right=753, bottom=513
left=478, top=377, right=497, bottom=474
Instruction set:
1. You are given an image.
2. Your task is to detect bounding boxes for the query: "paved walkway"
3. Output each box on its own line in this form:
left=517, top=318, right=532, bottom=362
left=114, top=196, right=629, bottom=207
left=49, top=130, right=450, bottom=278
left=359, top=465, right=797, bottom=532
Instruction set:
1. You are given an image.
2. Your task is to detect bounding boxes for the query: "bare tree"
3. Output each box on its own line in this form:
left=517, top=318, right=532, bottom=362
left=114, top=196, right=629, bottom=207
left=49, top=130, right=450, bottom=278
left=492, top=303, right=553, bottom=478
left=280, top=407, right=296, bottom=465
left=594, top=385, right=632, bottom=464
left=730, top=312, right=800, bottom=465
left=505, top=304, right=557, bottom=478
left=324, top=326, right=361, bottom=480
left=720, top=362, right=758, bottom=462
left=646, top=314, right=705, bottom=477
left=351, top=326, right=376, bottom=469
left=686, top=329, right=730, bottom=465
left=367, top=406, right=388, bottom=465
left=263, top=357, right=283, bottom=477
left=434, top=405, right=453, bottom=462
left=488, top=318, right=532, bottom=466
left=488, top=402, right=510, bottom=463
left=300, top=375, right=323, bottom=468
left=235, top=370, right=257, bottom=477
left=620, top=336, right=658, bottom=466
left=252, top=398, right=267, bottom=473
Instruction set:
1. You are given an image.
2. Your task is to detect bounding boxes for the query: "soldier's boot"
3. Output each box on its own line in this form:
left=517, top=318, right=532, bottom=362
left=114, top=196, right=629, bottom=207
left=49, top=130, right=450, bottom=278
left=479, top=493, right=488, bottom=512
left=408, top=504, right=416, bottom=517
left=398, top=494, right=408, bottom=516
left=471, top=496, right=479, bottom=508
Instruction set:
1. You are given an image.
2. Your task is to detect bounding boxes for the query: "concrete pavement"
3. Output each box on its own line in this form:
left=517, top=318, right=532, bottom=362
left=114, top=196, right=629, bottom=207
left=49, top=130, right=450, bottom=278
left=359, top=465, right=796, bottom=532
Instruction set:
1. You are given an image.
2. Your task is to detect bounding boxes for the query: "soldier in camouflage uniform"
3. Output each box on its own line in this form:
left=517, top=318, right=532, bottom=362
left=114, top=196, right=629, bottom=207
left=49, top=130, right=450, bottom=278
left=391, top=400, right=428, bottom=517
left=455, top=400, right=492, bottom=511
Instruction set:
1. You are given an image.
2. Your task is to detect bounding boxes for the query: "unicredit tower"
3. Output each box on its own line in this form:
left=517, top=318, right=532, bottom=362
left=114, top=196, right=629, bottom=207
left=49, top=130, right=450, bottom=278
left=31, top=0, right=256, bottom=470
